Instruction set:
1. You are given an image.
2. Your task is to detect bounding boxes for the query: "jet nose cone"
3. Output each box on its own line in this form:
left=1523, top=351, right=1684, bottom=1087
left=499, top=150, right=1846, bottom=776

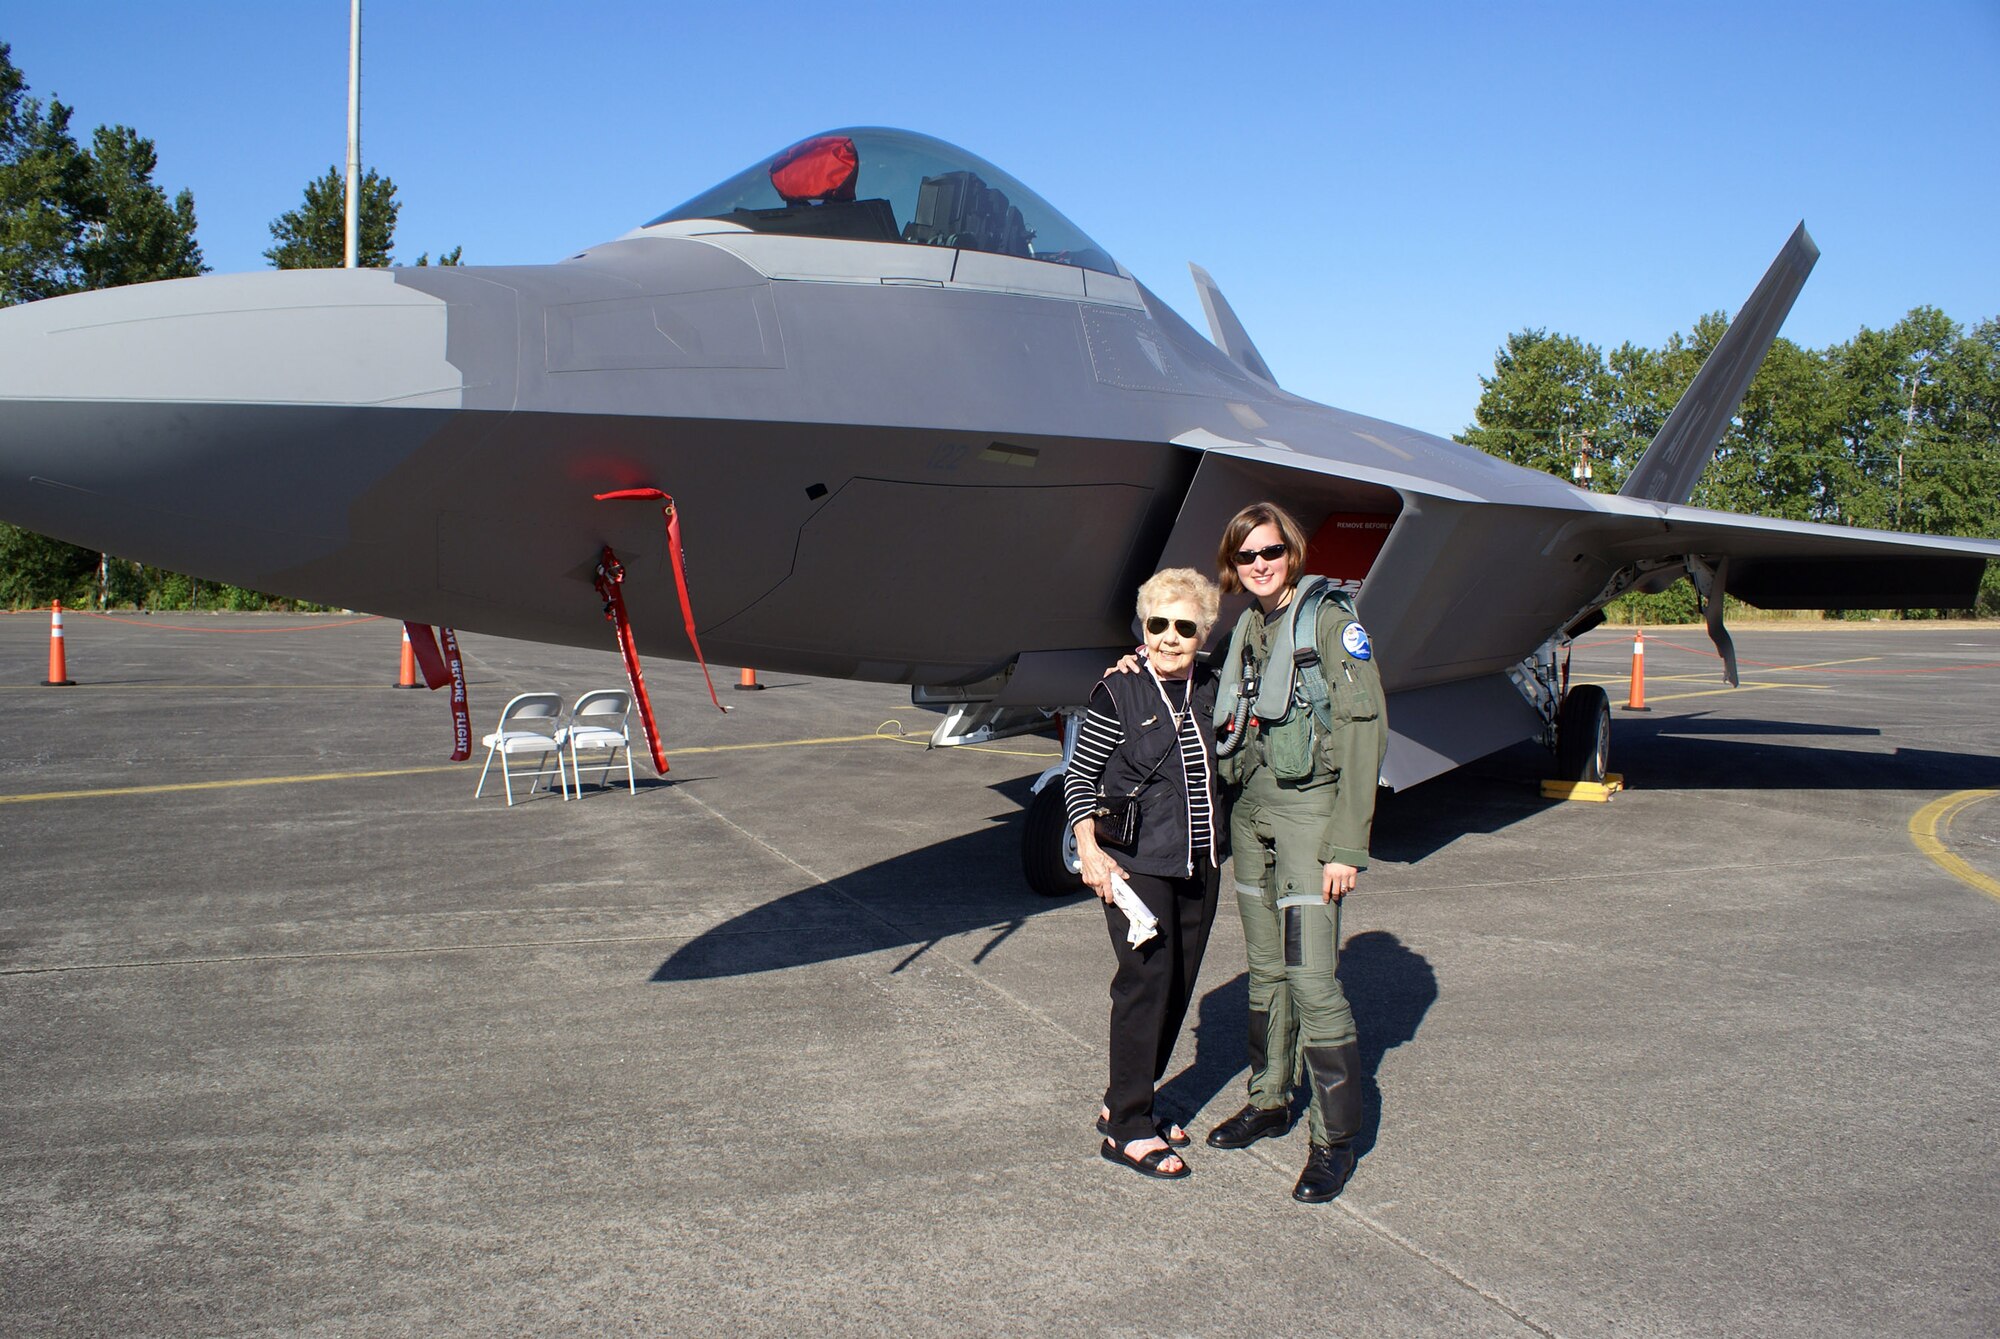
left=0, top=269, right=470, bottom=588
left=0, top=268, right=462, bottom=409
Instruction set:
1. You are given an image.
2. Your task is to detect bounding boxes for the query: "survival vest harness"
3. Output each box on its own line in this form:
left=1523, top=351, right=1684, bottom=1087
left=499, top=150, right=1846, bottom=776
left=1213, top=575, right=1356, bottom=760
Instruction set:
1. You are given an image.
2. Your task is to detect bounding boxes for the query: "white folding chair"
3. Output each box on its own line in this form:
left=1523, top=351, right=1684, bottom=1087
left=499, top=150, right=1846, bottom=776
left=554, top=689, right=635, bottom=799
left=474, top=692, right=565, bottom=806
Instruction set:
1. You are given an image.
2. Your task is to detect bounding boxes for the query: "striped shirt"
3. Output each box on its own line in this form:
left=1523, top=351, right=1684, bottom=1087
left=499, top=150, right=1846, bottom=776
left=1063, top=671, right=1216, bottom=874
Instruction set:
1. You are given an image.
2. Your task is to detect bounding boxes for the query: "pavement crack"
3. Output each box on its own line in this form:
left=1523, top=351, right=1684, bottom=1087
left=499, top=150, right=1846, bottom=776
left=1227, top=1144, right=1563, bottom=1337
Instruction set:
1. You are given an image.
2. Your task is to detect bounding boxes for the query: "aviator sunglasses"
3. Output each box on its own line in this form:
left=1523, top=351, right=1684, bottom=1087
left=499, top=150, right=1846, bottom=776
left=1233, top=543, right=1287, bottom=566
left=1145, top=616, right=1201, bottom=638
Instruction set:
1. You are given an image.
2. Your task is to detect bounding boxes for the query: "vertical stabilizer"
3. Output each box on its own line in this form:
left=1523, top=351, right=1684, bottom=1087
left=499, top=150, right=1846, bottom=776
left=1189, top=263, right=1279, bottom=387
left=1619, top=223, right=1819, bottom=504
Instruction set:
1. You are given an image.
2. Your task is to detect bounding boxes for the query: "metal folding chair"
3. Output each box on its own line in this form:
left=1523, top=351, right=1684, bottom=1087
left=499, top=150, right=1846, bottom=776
left=554, top=689, right=635, bottom=798
left=473, top=692, right=565, bottom=805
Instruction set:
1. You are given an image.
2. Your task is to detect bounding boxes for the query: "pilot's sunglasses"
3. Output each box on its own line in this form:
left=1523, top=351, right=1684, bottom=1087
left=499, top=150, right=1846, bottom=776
left=1234, top=543, right=1287, bottom=566
left=1145, top=616, right=1201, bottom=638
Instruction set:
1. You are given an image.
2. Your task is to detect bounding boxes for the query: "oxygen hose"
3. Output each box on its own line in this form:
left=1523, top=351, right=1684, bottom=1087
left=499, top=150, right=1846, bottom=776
left=1214, top=691, right=1253, bottom=758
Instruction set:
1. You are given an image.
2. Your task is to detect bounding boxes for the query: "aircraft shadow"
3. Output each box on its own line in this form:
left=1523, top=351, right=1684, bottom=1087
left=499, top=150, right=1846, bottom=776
left=1601, top=710, right=1999, bottom=792
left=1372, top=711, right=2000, bottom=864
left=652, top=792, right=1439, bottom=1166
left=654, top=797, right=1074, bottom=982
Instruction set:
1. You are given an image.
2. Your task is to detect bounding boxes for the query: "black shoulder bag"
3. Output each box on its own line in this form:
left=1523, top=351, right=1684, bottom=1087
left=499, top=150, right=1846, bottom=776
left=1089, top=681, right=1186, bottom=847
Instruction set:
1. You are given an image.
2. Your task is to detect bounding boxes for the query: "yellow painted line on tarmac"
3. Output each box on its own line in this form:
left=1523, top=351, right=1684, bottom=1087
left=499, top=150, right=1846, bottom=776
left=0, top=729, right=1055, bottom=807
left=1575, top=673, right=1733, bottom=690
left=1909, top=790, right=2000, bottom=904
left=0, top=765, right=461, bottom=805
left=1760, top=656, right=1882, bottom=671
left=1634, top=682, right=1829, bottom=704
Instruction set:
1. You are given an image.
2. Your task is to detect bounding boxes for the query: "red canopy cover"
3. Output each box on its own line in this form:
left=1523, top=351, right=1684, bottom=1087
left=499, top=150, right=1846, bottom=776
left=769, top=135, right=859, bottom=203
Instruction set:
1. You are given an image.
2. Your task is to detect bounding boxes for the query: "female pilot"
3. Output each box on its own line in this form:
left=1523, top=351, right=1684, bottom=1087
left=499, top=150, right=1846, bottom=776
left=1202, top=502, right=1387, bottom=1203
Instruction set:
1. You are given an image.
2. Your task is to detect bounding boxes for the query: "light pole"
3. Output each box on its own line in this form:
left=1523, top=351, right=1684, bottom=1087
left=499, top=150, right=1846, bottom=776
left=343, top=0, right=361, bottom=269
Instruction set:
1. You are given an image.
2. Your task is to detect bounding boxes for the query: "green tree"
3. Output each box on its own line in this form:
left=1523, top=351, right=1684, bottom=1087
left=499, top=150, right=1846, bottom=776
left=1456, top=330, right=1616, bottom=482
left=76, top=124, right=205, bottom=288
left=2, top=45, right=208, bottom=607
left=1459, top=304, right=1998, bottom=620
left=0, top=526, right=95, bottom=606
left=1723, top=335, right=1839, bottom=523
left=0, top=41, right=95, bottom=304
left=264, top=166, right=399, bottom=268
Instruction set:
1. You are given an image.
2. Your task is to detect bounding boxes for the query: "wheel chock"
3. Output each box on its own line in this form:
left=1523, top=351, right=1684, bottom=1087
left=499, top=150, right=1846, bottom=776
left=1541, top=774, right=1626, bottom=802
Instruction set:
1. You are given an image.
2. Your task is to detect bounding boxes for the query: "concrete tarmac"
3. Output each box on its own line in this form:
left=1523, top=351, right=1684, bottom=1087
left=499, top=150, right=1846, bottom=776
left=3, top=612, right=1998, bottom=1336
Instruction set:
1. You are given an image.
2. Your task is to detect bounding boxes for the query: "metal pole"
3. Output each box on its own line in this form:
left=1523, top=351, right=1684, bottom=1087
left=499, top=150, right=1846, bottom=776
left=343, top=0, right=361, bottom=269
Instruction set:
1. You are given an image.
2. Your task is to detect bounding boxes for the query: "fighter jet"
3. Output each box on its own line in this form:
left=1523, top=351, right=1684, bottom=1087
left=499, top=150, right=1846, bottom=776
left=2, top=127, right=1994, bottom=886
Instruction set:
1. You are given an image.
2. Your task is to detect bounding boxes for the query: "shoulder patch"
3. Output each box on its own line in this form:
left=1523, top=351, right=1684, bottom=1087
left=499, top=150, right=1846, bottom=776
left=1341, top=621, right=1373, bottom=661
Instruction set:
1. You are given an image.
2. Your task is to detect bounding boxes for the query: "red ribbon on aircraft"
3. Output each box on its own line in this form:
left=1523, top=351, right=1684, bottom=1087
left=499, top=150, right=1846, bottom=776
left=593, top=545, right=670, bottom=776
left=403, top=620, right=470, bottom=759
left=441, top=627, right=471, bottom=761
left=403, top=620, right=452, bottom=690
left=593, top=488, right=726, bottom=712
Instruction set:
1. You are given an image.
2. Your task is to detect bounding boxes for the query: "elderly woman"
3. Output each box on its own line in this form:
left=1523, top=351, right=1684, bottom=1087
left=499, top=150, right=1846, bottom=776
left=1064, top=567, right=1223, bottom=1180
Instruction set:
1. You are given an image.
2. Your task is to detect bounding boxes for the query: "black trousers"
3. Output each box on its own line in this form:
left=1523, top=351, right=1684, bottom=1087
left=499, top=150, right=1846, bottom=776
left=1102, top=856, right=1220, bottom=1144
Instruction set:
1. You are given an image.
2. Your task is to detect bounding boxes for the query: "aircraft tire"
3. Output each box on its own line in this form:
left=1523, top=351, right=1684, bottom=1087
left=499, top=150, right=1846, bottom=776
left=1022, top=780, right=1085, bottom=897
left=1556, top=684, right=1612, bottom=783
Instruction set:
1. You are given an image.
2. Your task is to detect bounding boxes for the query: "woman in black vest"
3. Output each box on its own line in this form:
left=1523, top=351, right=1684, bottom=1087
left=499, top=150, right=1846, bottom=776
left=1064, top=568, right=1222, bottom=1179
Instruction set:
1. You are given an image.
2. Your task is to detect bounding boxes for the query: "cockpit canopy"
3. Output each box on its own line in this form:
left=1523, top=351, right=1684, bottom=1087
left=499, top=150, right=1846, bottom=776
left=646, top=128, right=1118, bottom=276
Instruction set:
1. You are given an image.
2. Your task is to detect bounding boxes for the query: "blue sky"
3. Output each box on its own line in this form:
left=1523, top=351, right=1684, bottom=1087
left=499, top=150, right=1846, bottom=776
left=7, top=2, right=1997, bottom=438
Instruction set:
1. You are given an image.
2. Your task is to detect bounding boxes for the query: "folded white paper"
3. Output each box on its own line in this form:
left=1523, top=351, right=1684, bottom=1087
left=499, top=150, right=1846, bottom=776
left=1109, top=873, right=1158, bottom=948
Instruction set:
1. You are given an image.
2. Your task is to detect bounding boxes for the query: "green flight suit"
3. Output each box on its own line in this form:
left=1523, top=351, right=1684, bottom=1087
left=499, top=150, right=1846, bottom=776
left=1217, top=585, right=1388, bottom=1144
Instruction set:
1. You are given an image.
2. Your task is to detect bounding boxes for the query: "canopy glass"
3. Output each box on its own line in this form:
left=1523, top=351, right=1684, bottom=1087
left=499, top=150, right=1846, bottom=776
left=647, top=128, right=1118, bottom=275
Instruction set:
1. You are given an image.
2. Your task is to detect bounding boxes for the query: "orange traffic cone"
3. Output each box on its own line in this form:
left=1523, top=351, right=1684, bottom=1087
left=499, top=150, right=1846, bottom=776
left=42, top=600, right=75, bottom=686
left=394, top=626, right=420, bottom=688
left=1624, top=630, right=1649, bottom=711
left=735, top=666, right=765, bottom=692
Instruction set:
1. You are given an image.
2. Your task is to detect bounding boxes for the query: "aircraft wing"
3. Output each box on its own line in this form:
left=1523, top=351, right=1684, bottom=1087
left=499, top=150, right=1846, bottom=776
left=1581, top=495, right=2000, bottom=610
left=1146, top=432, right=1997, bottom=787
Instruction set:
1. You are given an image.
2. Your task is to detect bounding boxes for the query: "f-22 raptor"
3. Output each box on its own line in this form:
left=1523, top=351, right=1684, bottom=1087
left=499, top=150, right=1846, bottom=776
left=1, top=128, right=1994, bottom=887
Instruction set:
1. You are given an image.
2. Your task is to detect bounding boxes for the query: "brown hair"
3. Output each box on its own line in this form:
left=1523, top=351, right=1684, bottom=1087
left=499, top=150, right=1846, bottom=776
left=1215, top=501, right=1310, bottom=595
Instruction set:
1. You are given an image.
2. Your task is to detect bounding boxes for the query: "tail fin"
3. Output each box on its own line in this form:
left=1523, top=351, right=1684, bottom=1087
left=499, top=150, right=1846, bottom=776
left=1189, top=263, right=1279, bottom=387
left=1618, top=223, right=1819, bottom=504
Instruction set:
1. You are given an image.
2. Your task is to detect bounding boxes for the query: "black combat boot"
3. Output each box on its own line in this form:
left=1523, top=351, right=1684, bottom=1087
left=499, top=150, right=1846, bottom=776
left=1206, top=1102, right=1290, bottom=1149
left=1293, top=1040, right=1362, bottom=1203
left=1209, top=1009, right=1291, bottom=1149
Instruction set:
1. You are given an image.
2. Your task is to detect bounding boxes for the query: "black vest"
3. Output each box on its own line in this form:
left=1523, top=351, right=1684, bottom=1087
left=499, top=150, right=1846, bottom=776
left=1093, top=666, right=1218, bottom=878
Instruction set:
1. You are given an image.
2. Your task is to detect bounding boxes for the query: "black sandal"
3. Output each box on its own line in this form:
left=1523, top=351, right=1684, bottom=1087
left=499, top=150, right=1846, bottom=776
left=1096, top=1115, right=1191, bottom=1148
left=1100, top=1138, right=1190, bottom=1180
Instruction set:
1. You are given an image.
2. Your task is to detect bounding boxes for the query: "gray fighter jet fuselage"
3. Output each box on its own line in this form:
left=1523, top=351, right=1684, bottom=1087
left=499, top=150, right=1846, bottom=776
left=2, top=128, right=1994, bottom=796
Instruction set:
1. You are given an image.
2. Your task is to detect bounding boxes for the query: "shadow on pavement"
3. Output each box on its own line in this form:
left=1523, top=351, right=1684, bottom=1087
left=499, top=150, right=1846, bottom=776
left=1372, top=714, right=2000, bottom=864
left=1154, top=931, right=1436, bottom=1157
left=656, top=708, right=1998, bottom=982
left=1344, top=930, right=1438, bottom=1159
